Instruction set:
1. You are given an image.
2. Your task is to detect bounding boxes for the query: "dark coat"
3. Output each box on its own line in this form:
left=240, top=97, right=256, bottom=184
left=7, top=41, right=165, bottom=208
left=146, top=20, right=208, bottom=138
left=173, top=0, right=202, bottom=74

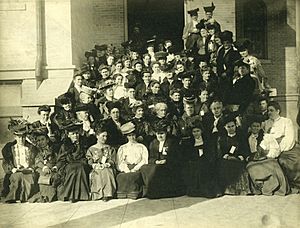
left=104, top=118, right=126, bottom=147
left=216, top=47, right=241, bottom=79
left=160, top=78, right=182, bottom=97
left=135, top=82, right=151, bottom=100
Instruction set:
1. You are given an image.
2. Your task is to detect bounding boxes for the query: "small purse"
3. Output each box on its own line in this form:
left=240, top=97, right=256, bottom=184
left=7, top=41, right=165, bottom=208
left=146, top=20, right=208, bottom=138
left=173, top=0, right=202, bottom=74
left=38, top=175, right=51, bottom=185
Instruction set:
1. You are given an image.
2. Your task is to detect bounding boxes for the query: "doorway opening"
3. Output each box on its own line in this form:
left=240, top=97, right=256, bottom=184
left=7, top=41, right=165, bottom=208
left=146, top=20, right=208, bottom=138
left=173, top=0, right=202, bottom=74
left=127, top=0, right=184, bottom=50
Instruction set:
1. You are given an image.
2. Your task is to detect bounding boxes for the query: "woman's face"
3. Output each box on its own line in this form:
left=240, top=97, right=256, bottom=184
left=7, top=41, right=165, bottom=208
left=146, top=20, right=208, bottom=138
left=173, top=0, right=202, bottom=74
left=142, top=73, right=151, bottom=83
left=107, top=56, right=114, bottom=66
left=110, top=108, right=120, bottom=121
left=135, top=107, right=144, bottom=119
left=192, top=128, right=202, bottom=139
left=210, top=102, right=223, bottom=117
left=238, top=66, right=249, bottom=76
left=152, top=63, right=160, bottom=73
left=199, top=90, right=208, bottom=103
left=62, top=103, right=72, bottom=111
left=82, top=72, right=91, bottom=80
left=36, top=135, right=49, bottom=148
left=176, top=64, right=184, bottom=73
left=127, top=88, right=135, bottom=99
left=224, top=121, right=236, bottom=135
left=200, top=29, right=208, bottom=37
left=239, top=50, right=249, bottom=58
left=115, top=63, right=123, bottom=71
left=73, top=76, right=83, bottom=87
left=250, top=122, right=261, bottom=135
left=68, top=131, right=79, bottom=143
left=100, top=69, right=110, bottom=79
left=170, top=92, right=181, bottom=102
left=131, top=52, right=139, bottom=60
left=105, top=87, right=114, bottom=98
left=223, top=40, right=232, bottom=50
left=97, top=131, right=108, bottom=144
left=151, top=83, right=160, bottom=94
left=143, top=55, right=151, bottom=65
left=115, top=75, right=123, bottom=85
left=127, top=133, right=136, bottom=143
left=135, top=63, right=143, bottom=72
left=202, top=71, right=210, bottom=81
left=76, top=111, right=89, bottom=121
left=124, top=60, right=131, bottom=68
left=268, top=106, right=280, bottom=120
left=156, top=131, right=167, bottom=142
left=80, top=93, right=93, bottom=104
left=156, top=105, right=167, bottom=118
left=40, top=111, right=50, bottom=123
left=184, top=104, right=194, bottom=116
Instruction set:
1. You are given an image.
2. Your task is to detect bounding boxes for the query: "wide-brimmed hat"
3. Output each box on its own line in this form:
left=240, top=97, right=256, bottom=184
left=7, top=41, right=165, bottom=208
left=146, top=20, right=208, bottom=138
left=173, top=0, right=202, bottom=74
left=94, top=44, right=108, bottom=51
left=62, top=120, right=83, bottom=132
left=120, top=122, right=136, bottom=135
left=203, top=2, right=215, bottom=13
left=187, top=8, right=199, bottom=17
left=98, top=80, right=115, bottom=90
left=154, top=119, right=169, bottom=133
left=81, top=85, right=96, bottom=96
left=8, top=118, right=31, bottom=136
left=74, top=103, right=89, bottom=112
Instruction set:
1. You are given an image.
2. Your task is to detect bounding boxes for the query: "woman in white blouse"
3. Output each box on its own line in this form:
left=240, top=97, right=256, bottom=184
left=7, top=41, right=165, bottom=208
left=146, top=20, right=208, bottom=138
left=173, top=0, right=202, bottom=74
left=263, top=101, right=299, bottom=191
left=116, top=122, right=148, bottom=199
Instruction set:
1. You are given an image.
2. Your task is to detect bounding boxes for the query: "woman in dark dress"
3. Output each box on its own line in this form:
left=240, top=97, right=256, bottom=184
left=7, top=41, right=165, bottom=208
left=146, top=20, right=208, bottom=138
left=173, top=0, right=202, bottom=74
left=140, top=120, right=185, bottom=199
left=216, top=114, right=251, bottom=195
left=2, top=119, right=38, bottom=203
left=181, top=120, right=221, bottom=197
left=56, top=122, right=90, bottom=202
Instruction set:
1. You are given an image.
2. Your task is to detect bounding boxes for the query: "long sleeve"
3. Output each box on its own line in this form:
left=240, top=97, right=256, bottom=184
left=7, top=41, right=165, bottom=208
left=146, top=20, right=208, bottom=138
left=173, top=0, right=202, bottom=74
left=279, top=118, right=295, bottom=152
left=116, top=146, right=130, bottom=173
left=131, top=144, right=148, bottom=172
left=260, top=134, right=281, bottom=158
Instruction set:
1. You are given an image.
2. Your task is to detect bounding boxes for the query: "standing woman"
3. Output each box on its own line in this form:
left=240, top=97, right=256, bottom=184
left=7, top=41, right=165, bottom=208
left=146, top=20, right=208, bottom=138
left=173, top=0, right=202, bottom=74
left=86, top=124, right=117, bottom=201
left=116, top=122, right=148, bottom=199
left=2, top=119, right=38, bottom=203
left=263, top=101, right=299, bottom=191
left=56, top=122, right=90, bottom=202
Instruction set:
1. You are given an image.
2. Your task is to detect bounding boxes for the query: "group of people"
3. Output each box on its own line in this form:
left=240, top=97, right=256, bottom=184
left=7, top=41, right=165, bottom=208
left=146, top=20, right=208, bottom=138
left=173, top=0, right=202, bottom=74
left=1, top=2, right=299, bottom=203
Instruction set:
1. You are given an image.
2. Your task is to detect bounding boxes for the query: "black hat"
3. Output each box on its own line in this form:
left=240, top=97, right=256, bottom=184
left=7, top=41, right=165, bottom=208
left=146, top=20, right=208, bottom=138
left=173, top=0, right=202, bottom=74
left=235, top=39, right=252, bottom=52
left=203, top=2, right=215, bottom=13
left=95, top=44, right=108, bottom=51
left=124, top=82, right=136, bottom=89
left=106, top=101, right=121, bottom=113
left=121, top=40, right=133, bottom=48
left=190, top=118, right=203, bottom=130
left=74, top=103, right=89, bottom=112
left=219, top=114, right=236, bottom=128
left=38, top=105, right=51, bottom=114
left=221, top=30, right=233, bottom=43
left=132, top=59, right=143, bottom=67
left=98, top=64, right=110, bottom=72
left=58, top=93, right=72, bottom=105
left=196, top=23, right=206, bottom=30
left=31, top=126, right=49, bottom=138
left=248, top=115, right=264, bottom=125
left=183, top=95, right=196, bottom=104
left=154, top=119, right=169, bottom=133
left=163, top=64, right=174, bottom=73
left=181, top=72, right=192, bottom=80
left=206, top=23, right=217, bottom=30
left=187, top=8, right=199, bottom=17
left=146, top=37, right=156, bottom=47
left=131, top=100, right=145, bottom=113
left=142, top=69, right=152, bottom=75
left=98, top=79, right=115, bottom=90
left=85, top=51, right=95, bottom=59
left=234, top=58, right=250, bottom=68
left=62, top=120, right=83, bottom=132
left=155, top=51, right=168, bottom=60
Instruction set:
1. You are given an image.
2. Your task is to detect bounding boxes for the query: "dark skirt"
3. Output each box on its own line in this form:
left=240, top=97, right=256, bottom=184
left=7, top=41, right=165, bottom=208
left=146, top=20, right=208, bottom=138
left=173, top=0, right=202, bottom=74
left=140, top=164, right=185, bottom=199
left=247, top=159, right=290, bottom=196
left=278, top=147, right=300, bottom=191
left=57, top=162, right=90, bottom=201
left=182, top=159, right=221, bottom=197
left=5, top=172, right=37, bottom=202
left=116, top=172, right=143, bottom=199
left=217, top=159, right=251, bottom=195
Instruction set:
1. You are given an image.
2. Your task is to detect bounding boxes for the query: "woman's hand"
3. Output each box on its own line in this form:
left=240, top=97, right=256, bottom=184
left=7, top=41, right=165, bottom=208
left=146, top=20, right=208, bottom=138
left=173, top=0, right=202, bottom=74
left=12, top=168, right=18, bottom=173
left=42, top=166, right=51, bottom=174
left=223, top=154, right=229, bottom=159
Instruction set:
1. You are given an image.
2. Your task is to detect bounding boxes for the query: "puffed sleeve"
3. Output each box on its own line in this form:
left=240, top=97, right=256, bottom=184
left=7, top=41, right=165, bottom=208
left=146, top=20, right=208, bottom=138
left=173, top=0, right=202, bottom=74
left=86, top=147, right=94, bottom=166
left=279, top=118, right=295, bottom=152
left=116, top=146, right=130, bottom=173
left=131, top=144, right=148, bottom=172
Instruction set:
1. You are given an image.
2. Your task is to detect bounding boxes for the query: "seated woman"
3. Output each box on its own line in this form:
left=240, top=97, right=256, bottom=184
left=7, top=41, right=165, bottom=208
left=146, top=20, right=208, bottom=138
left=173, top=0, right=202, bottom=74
left=56, top=121, right=90, bottom=202
left=263, top=101, right=299, bottom=191
left=246, top=117, right=290, bottom=196
left=2, top=118, right=38, bottom=203
left=86, top=124, right=117, bottom=201
left=131, top=101, right=154, bottom=147
left=216, top=114, right=251, bottom=195
left=140, top=120, right=185, bottom=199
left=30, top=128, right=59, bottom=202
left=116, top=122, right=148, bottom=199
left=181, top=119, right=221, bottom=197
